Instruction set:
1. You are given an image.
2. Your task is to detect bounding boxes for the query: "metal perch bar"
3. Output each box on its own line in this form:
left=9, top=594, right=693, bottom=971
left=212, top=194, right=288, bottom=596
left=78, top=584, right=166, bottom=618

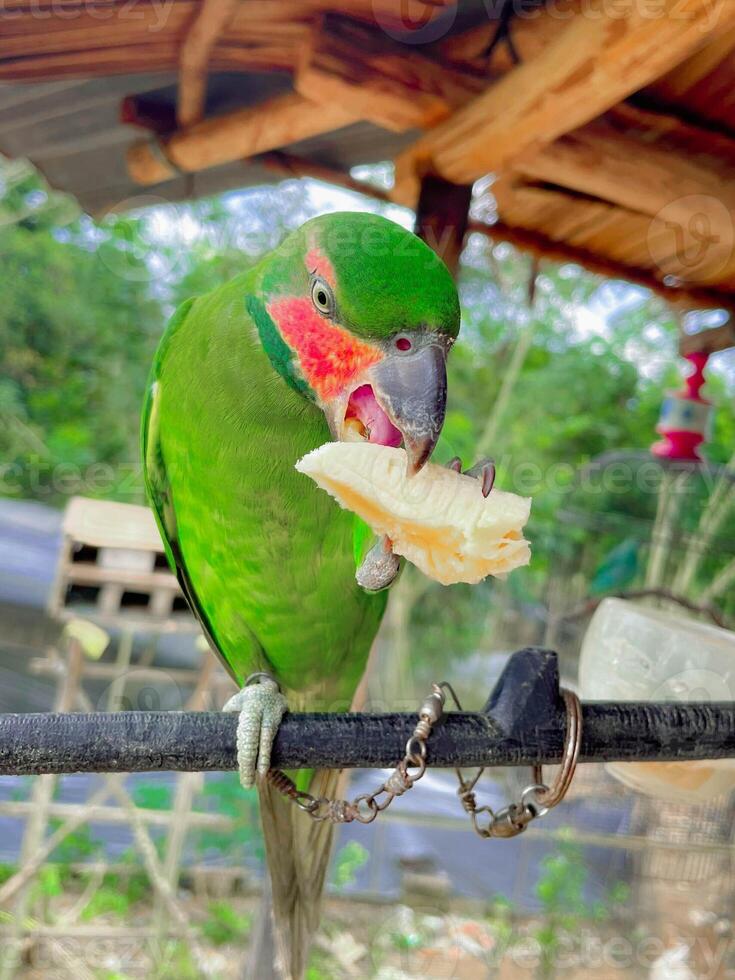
left=1, top=649, right=734, bottom=775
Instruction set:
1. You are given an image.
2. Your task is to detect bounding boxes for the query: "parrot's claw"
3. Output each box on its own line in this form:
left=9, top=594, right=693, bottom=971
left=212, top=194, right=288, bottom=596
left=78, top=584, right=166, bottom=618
left=448, top=456, right=496, bottom=497
left=356, top=534, right=401, bottom=592
left=223, top=674, right=288, bottom=788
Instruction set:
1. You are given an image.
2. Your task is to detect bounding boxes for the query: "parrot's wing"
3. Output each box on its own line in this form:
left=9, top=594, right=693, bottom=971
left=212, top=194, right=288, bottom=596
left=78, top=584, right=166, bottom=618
left=141, top=299, right=259, bottom=683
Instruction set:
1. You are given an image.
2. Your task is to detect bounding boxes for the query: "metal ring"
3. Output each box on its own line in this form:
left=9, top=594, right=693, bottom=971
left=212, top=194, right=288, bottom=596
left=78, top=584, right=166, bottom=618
left=520, top=783, right=551, bottom=820
left=404, top=735, right=427, bottom=764
left=532, top=688, right=582, bottom=809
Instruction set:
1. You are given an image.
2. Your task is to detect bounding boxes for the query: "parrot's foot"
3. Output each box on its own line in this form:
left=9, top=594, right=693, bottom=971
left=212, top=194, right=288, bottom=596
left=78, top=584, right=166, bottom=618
left=447, top=456, right=496, bottom=497
left=356, top=534, right=401, bottom=592
left=223, top=673, right=288, bottom=788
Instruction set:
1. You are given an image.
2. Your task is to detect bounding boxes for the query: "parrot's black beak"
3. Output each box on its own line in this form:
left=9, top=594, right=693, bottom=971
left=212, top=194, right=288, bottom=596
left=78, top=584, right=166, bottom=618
left=367, top=341, right=448, bottom=475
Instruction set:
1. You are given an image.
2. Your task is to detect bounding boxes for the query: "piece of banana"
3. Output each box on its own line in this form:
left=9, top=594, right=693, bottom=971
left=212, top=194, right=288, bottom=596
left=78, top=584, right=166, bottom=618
left=296, top=443, right=531, bottom=586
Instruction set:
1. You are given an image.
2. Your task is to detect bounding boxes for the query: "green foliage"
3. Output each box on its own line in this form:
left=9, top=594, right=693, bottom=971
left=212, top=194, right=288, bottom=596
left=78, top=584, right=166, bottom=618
left=193, top=773, right=263, bottom=863
left=486, top=894, right=515, bottom=953
left=147, top=941, right=200, bottom=979
left=32, top=864, right=65, bottom=900
left=0, top=160, right=161, bottom=503
left=80, top=870, right=148, bottom=921
left=200, top=899, right=252, bottom=945
left=330, top=841, right=369, bottom=889
left=132, top=782, right=173, bottom=811
left=48, top=822, right=102, bottom=863
left=532, top=836, right=629, bottom=979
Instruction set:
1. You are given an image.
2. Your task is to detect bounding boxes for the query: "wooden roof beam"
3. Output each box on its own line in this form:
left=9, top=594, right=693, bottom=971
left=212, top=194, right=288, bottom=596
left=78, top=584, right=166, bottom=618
left=177, top=0, right=240, bottom=128
left=513, top=110, right=735, bottom=286
left=393, top=0, right=735, bottom=206
left=126, top=92, right=358, bottom=186
left=295, top=14, right=484, bottom=133
left=467, top=219, right=735, bottom=321
left=643, top=22, right=735, bottom=101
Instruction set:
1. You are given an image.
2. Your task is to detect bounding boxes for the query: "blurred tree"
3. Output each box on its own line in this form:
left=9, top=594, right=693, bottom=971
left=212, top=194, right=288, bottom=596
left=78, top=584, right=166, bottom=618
left=0, top=161, right=162, bottom=502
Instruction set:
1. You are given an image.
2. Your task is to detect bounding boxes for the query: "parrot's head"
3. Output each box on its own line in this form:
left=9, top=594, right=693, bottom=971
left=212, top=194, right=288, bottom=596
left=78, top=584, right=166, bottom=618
left=251, top=211, right=460, bottom=473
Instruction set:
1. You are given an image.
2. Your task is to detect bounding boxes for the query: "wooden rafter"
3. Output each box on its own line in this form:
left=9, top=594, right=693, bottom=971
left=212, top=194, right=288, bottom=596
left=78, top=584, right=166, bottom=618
left=0, top=2, right=310, bottom=81
left=644, top=22, right=735, bottom=101
left=309, top=0, right=457, bottom=32
left=126, top=92, right=358, bottom=185
left=295, top=14, right=484, bottom=133
left=177, top=0, right=240, bottom=127
left=392, top=0, right=735, bottom=205
left=414, top=174, right=472, bottom=276
left=491, top=176, right=735, bottom=296
left=467, top=218, right=735, bottom=320
left=513, top=112, right=735, bottom=286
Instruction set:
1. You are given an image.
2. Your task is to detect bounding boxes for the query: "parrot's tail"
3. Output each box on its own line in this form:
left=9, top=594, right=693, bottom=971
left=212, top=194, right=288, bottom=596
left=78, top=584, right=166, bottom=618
left=250, top=768, right=340, bottom=980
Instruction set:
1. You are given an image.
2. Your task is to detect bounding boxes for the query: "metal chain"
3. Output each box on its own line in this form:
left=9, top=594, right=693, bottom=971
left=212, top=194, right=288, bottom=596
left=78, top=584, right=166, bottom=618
left=440, top=682, right=580, bottom=840
left=266, top=684, right=446, bottom=824
left=265, top=679, right=580, bottom=837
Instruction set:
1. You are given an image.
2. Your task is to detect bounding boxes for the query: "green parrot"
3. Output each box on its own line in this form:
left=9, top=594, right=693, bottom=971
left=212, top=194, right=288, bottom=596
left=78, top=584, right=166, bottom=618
left=141, top=211, right=461, bottom=978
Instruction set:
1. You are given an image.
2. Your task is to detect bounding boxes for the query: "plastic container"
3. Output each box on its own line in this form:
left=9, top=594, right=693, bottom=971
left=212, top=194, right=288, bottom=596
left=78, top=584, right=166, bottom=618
left=579, top=597, right=735, bottom=802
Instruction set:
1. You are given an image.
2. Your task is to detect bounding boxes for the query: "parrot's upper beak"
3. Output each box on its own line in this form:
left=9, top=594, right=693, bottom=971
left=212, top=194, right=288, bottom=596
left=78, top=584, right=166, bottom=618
left=326, top=340, right=448, bottom=475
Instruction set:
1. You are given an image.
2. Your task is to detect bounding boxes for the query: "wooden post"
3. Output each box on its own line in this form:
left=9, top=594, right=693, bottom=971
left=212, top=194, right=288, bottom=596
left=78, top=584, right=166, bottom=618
left=414, top=174, right=472, bottom=278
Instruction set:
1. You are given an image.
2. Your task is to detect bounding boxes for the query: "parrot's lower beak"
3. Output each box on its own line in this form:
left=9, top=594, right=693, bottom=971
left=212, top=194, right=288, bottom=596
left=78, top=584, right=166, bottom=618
left=326, top=342, right=448, bottom=475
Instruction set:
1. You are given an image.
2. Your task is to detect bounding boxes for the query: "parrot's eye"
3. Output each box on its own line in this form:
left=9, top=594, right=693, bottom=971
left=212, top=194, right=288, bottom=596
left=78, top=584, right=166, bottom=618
left=310, top=278, right=335, bottom=317
left=394, top=335, right=413, bottom=352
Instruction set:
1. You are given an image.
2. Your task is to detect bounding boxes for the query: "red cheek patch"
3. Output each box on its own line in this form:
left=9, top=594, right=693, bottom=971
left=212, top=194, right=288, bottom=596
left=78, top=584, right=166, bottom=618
left=268, top=297, right=382, bottom=402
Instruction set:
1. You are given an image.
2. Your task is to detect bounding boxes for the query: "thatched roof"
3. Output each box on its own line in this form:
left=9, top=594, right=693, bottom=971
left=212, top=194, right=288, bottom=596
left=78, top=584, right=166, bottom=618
left=2, top=0, right=735, bottom=347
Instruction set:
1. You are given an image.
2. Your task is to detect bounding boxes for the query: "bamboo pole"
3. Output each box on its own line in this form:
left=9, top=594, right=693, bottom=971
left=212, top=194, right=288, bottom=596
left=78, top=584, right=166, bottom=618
left=0, top=635, right=86, bottom=980
left=475, top=256, right=539, bottom=460
left=674, top=450, right=735, bottom=595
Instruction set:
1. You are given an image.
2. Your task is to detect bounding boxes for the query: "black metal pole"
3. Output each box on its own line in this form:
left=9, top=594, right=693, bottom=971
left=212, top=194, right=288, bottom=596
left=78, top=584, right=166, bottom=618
left=1, top=702, right=735, bottom=775
left=1, top=649, right=735, bottom=775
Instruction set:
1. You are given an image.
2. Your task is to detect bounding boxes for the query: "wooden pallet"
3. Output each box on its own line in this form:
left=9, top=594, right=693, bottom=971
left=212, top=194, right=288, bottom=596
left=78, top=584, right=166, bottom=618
left=49, top=496, right=196, bottom=632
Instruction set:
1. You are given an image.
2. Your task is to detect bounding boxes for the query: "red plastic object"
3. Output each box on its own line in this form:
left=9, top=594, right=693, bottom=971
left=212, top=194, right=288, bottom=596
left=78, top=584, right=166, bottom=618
left=651, top=352, right=712, bottom=461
